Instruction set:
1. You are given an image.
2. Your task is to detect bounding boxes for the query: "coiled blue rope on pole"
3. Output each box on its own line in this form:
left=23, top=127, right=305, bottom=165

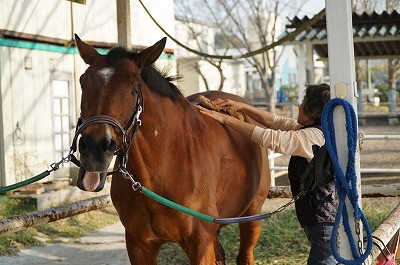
left=322, top=98, right=372, bottom=265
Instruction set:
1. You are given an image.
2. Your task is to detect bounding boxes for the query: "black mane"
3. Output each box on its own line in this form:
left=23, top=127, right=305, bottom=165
left=106, top=47, right=182, bottom=100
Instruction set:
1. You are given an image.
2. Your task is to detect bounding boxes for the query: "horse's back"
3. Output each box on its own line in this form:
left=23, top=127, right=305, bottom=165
left=187, top=91, right=251, bottom=105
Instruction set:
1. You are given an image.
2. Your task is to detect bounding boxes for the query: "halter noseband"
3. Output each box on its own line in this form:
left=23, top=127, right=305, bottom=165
left=69, top=90, right=143, bottom=174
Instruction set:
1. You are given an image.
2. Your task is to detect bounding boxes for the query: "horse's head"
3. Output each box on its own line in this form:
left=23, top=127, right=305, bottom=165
left=74, top=34, right=166, bottom=192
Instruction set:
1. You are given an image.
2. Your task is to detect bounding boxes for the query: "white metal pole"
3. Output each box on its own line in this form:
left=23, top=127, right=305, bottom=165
left=325, top=0, right=362, bottom=261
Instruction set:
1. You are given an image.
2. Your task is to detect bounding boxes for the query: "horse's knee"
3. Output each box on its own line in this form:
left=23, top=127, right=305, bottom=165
left=239, top=221, right=262, bottom=245
left=182, top=228, right=222, bottom=265
left=125, top=232, right=160, bottom=265
left=214, top=231, right=226, bottom=264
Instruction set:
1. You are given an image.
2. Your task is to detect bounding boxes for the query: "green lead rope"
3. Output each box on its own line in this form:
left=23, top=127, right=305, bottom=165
left=0, top=170, right=276, bottom=224
left=140, top=187, right=275, bottom=224
left=141, top=187, right=215, bottom=223
left=0, top=170, right=50, bottom=194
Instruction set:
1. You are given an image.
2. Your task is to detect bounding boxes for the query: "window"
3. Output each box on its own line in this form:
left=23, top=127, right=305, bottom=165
left=52, top=79, right=71, bottom=166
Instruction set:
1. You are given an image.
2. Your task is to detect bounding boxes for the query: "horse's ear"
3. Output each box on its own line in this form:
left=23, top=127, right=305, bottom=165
left=75, top=34, right=100, bottom=65
left=133, top=37, right=166, bottom=69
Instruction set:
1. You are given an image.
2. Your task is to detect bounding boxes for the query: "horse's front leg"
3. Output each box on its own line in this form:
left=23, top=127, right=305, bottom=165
left=236, top=220, right=262, bottom=265
left=182, top=226, right=222, bottom=265
left=125, top=230, right=162, bottom=265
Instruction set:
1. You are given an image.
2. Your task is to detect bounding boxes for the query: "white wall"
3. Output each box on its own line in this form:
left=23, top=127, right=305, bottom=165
left=175, top=19, right=215, bottom=58
left=198, top=60, right=246, bottom=97
left=72, top=0, right=117, bottom=43
left=175, top=19, right=246, bottom=97
left=177, top=58, right=200, bottom=96
left=221, top=62, right=246, bottom=97
left=176, top=58, right=246, bottom=98
left=0, top=46, right=75, bottom=185
left=0, top=0, right=175, bottom=50
left=132, top=0, right=175, bottom=50
left=0, top=0, right=72, bottom=40
left=0, top=0, right=176, bottom=186
left=74, top=0, right=175, bottom=50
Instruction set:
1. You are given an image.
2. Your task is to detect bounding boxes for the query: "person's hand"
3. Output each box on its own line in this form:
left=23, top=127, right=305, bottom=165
left=211, top=98, right=244, bottom=112
left=196, top=105, right=229, bottom=124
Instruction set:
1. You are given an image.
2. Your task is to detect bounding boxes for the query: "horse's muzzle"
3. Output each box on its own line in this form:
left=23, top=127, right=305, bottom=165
left=76, top=134, right=116, bottom=192
left=77, top=166, right=107, bottom=192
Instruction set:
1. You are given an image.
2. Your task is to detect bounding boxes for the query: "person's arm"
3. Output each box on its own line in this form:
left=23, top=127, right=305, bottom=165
left=251, top=126, right=325, bottom=160
left=211, top=99, right=274, bottom=128
left=196, top=105, right=255, bottom=139
left=196, top=105, right=324, bottom=160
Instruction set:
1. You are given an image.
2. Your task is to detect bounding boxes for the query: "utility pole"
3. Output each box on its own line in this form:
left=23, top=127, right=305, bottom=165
left=116, top=0, right=132, bottom=49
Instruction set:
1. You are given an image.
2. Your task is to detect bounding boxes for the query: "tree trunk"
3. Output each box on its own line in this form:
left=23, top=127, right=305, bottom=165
left=217, top=64, right=225, bottom=91
left=268, top=71, right=277, bottom=114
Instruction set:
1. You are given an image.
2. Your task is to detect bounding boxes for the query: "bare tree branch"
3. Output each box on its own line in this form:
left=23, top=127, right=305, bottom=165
left=176, top=0, right=310, bottom=111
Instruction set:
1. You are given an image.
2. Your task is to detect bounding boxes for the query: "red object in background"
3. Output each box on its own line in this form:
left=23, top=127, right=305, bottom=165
left=376, top=253, right=396, bottom=265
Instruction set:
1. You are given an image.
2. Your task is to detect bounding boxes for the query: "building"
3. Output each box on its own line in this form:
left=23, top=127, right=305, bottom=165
left=0, top=0, right=175, bottom=187
left=175, top=17, right=247, bottom=97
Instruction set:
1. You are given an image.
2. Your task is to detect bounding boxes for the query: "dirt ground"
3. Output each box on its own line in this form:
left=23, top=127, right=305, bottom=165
left=358, top=124, right=400, bottom=183
left=0, top=221, right=128, bottom=265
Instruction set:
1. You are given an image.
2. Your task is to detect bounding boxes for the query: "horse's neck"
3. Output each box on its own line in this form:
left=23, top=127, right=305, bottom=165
left=141, top=89, right=186, bottom=126
left=126, top=92, right=190, bottom=187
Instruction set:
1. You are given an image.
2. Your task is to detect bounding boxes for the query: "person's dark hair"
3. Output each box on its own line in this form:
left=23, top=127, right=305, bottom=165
left=302, top=83, right=331, bottom=125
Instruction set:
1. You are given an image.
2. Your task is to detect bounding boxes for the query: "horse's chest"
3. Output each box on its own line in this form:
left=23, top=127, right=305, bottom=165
left=149, top=214, right=186, bottom=240
left=116, top=196, right=190, bottom=242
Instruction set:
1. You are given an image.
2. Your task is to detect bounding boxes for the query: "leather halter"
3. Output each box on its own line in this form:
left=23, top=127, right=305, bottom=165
left=69, top=90, right=143, bottom=174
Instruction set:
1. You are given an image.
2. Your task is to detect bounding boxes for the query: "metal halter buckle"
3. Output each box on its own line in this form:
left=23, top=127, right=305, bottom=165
left=119, top=167, right=142, bottom=191
left=50, top=153, right=72, bottom=172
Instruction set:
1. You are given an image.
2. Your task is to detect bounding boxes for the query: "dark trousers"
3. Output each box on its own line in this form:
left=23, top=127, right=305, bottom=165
left=304, top=223, right=337, bottom=265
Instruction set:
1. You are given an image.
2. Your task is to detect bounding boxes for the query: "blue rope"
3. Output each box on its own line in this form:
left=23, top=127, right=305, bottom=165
left=322, top=98, right=373, bottom=265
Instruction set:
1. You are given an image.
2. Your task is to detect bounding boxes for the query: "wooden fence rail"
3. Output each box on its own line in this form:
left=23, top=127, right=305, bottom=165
left=0, top=195, right=111, bottom=235
left=1, top=184, right=399, bottom=235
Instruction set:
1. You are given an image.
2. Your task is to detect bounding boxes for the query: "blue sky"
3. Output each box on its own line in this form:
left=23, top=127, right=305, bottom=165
left=295, top=0, right=389, bottom=18
left=297, top=1, right=325, bottom=17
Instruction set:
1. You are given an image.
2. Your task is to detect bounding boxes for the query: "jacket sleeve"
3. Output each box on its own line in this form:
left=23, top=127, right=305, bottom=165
left=270, top=115, right=302, bottom=131
left=251, top=126, right=325, bottom=160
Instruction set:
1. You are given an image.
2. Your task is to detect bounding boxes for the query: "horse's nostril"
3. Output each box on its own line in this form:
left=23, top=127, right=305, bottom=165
left=78, top=134, right=116, bottom=156
left=103, top=138, right=117, bottom=154
left=78, top=135, right=88, bottom=155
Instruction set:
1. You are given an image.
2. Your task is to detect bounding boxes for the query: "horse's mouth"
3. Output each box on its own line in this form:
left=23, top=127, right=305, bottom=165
left=77, top=166, right=107, bottom=192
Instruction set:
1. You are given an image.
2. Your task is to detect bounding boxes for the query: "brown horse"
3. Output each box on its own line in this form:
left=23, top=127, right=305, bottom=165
left=74, top=35, right=270, bottom=265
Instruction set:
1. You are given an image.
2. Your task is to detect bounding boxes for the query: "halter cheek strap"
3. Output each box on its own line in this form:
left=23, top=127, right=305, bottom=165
left=69, top=91, right=143, bottom=173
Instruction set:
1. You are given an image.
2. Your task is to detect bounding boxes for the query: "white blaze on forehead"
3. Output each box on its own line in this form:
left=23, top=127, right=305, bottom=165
left=97, top=67, right=115, bottom=84
left=105, top=126, right=112, bottom=141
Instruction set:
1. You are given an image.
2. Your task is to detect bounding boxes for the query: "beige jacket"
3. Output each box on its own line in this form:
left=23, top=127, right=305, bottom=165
left=251, top=116, right=325, bottom=161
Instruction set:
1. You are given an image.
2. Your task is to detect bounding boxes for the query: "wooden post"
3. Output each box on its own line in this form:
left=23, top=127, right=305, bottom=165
left=325, top=0, right=362, bottom=260
left=116, top=0, right=131, bottom=49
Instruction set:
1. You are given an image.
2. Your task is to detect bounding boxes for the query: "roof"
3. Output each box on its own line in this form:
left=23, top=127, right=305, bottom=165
left=283, top=10, right=400, bottom=60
